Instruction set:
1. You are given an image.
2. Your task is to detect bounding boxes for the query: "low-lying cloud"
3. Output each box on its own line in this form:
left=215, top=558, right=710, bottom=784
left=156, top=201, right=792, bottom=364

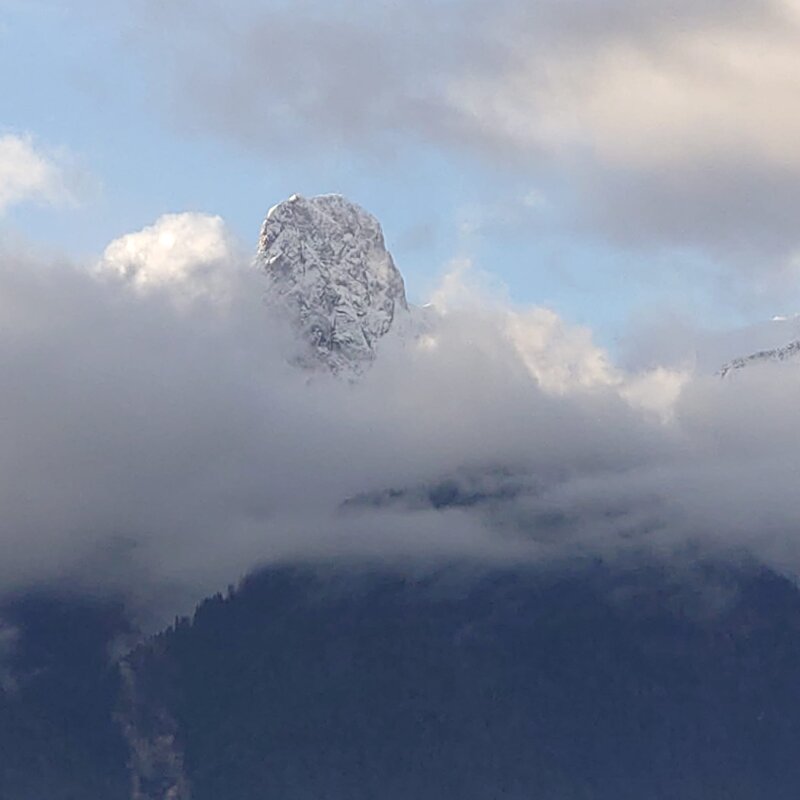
left=2, top=211, right=800, bottom=622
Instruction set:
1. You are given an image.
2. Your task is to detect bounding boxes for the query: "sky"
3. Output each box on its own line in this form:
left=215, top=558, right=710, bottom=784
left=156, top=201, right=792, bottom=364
left=6, top=0, right=800, bottom=624
left=7, top=0, right=800, bottom=344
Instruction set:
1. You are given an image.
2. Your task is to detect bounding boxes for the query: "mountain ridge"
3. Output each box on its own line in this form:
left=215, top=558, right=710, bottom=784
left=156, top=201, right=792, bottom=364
left=719, top=338, right=800, bottom=377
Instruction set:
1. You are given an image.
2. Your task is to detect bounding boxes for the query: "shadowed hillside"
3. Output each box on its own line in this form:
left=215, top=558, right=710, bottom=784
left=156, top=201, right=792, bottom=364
left=129, top=561, right=800, bottom=800
left=0, top=594, right=131, bottom=800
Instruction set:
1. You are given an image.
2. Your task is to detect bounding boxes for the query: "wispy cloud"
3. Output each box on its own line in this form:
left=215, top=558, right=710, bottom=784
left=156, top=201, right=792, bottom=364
left=0, top=133, right=75, bottom=215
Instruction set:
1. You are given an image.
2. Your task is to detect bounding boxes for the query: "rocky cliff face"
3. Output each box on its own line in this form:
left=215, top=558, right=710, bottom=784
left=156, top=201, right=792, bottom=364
left=118, top=656, right=191, bottom=800
left=256, top=194, right=408, bottom=374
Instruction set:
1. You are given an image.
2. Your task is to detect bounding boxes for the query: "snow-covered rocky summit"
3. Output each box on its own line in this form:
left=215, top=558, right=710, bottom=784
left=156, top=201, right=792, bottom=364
left=256, top=193, right=408, bottom=373
left=719, top=339, right=800, bottom=377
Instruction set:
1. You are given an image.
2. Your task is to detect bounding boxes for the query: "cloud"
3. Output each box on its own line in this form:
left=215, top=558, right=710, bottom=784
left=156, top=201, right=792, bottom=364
left=0, top=134, right=74, bottom=215
left=125, top=0, right=800, bottom=288
left=429, top=259, right=686, bottom=416
left=96, top=212, right=238, bottom=304
left=506, top=308, right=619, bottom=394
left=4, top=213, right=800, bottom=629
left=445, top=0, right=800, bottom=172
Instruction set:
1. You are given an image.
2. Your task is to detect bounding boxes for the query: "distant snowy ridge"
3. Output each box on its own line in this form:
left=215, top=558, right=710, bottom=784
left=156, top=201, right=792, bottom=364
left=256, top=194, right=408, bottom=374
left=719, top=339, right=800, bottom=377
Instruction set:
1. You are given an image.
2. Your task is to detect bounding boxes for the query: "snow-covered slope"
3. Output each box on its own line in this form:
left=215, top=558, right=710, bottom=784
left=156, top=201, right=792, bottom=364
left=256, top=194, right=408, bottom=374
left=719, top=339, right=800, bottom=377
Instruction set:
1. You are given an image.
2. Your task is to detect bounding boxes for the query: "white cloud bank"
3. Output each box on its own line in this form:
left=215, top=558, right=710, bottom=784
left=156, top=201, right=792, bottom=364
left=1, top=212, right=798, bottom=625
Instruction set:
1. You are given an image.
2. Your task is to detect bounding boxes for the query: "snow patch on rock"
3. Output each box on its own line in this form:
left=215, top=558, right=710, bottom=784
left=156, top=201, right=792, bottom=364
left=719, top=339, right=800, bottom=377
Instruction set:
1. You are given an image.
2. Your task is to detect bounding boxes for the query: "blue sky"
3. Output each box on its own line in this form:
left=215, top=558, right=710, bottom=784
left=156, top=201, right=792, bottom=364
left=4, top=0, right=800, bottom=350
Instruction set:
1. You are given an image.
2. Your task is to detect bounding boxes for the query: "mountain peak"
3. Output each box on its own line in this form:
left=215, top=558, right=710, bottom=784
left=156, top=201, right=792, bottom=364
left=256, top=194, right=408, bottom=374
